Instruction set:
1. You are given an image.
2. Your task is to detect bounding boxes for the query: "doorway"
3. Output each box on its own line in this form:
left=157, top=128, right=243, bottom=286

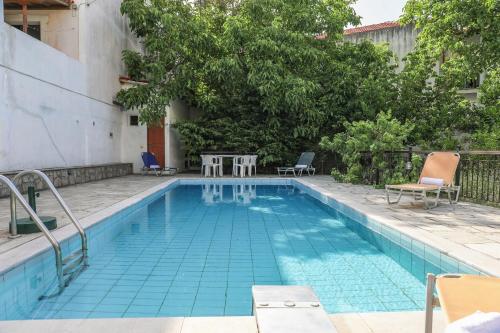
left=147, top=119, right=165, bottom=168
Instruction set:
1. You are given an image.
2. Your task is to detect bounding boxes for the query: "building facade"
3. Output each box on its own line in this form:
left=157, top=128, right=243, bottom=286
left=1, top=0, right=188, bottom=173
left=344, top=21, right=418, bottom=73
left=344, top=21, right=482, bottom=101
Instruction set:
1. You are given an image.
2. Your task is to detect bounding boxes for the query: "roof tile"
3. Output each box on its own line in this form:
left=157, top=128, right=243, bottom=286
left=344, top=21, right=400, bottom=35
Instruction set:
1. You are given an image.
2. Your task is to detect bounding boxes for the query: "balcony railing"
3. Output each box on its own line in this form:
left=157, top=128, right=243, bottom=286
left=318, top=150, right=500, bottom=206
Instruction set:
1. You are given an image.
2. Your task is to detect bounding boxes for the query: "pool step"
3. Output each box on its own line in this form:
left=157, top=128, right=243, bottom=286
left=252, top=286, right=338, bottom=333
left=39, top=249, right=87, bottom=299
left=62, top=249, right=86, bottom=285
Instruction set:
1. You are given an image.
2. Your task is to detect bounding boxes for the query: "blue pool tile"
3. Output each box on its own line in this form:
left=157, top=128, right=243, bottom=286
left=100, top=297, right=133, bottom=305
left=94, top=304, right=129, bottom=313
left=191, top=306, right=225, bottom=316
left=54, top=310, right=90, bottom=319
left=6, top=183, right=481, bottom=320
left=87, top=312, right=123, bottom=318
left=157, top=308, right=191, bottom=316
left=127, top=305, right=160, bottom=314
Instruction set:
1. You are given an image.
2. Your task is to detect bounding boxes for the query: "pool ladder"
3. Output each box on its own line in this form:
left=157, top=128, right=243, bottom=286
left=1, top=170, right=88, bottom=298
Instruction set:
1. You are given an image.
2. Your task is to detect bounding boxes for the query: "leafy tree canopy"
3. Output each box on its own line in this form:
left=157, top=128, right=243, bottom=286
left=320, top=111, right=419, bottom=184
left=118, top=0, right=399, bottom=165
left=398, top=0, right=499, bottom=148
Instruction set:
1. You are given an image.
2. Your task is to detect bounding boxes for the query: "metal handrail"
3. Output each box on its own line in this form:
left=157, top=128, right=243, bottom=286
left=10, top=170, right=88, bottom=267
left=0, top=175, right=64, bottom=292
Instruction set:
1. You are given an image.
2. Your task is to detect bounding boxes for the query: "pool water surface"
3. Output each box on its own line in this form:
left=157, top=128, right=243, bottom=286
left=29, top=184, right=428, bottom=319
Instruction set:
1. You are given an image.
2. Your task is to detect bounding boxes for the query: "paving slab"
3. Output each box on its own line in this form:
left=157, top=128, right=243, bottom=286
left=330, top=311, right=446, bottom=333
left=0, top=317, right=184, bottom=333
left=298, top=176, right=500, bottom=276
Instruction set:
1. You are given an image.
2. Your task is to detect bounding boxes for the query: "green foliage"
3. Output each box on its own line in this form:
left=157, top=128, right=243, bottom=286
left=398, top=0, right=500, bottom=148
left=118, top=0, right=499, bottom=169
left=320, top=112, right=414, bottom=184
left=471, top=123, right=500, bottom=150
left=118, top=0, right=401, bottom=165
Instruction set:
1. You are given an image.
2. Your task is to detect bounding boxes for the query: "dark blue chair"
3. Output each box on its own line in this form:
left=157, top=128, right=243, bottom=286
left=141, top=152, right=177, bottom=176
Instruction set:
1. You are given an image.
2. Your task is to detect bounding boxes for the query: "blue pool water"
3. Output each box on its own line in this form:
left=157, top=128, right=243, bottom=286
left=18, top=184, right=454, bottom=319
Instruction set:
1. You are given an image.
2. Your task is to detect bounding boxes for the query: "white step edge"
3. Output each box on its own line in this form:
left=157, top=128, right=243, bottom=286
left=252, top=286, right=338, bottom=333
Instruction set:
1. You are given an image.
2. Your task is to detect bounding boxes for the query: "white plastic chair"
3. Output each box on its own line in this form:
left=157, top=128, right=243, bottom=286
left=233, top=155, right=251, bottom=177
left=233, top=156, right=243, bottom=177
left=201, top=155, right=219, bottom=177
left=249, top=155, right=257, bottom=176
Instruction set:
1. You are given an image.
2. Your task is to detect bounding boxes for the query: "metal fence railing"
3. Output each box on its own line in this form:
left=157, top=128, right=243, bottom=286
left=318, top=150, right=500, bottom=207
left=458, top=151, right=500, bottom=205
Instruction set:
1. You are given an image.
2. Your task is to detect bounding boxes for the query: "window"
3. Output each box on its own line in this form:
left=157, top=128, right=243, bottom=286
left=5, top=14, right=48, bottom=42
left=463, top=76, right=480, bottom=89
left=11, top=23, right=41, bottom=40
left=130, top=115, right=139, bottom=126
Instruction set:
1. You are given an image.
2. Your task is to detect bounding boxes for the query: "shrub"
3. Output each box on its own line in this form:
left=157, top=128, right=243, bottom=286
left=320, top=111, right=414, bottom=185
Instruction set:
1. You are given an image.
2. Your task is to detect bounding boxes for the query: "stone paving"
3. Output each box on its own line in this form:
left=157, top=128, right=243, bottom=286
left=1, top=174, right=497, bottom=332
left=0, top=312, right=446, bottom=333
left=0, top=175, right=168, bottom=254
left=0, top=174, right=499, bottom=272
left=302, top=176, right=500, bottom=275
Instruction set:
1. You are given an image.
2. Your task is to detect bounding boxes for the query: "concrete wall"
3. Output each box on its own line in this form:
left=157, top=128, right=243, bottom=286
left=4, top=8, right=79, bottom=59
left=0, top=0, right=140, bottom=172
left=78, top=0, right=140, bottom=104
left=119, top=99, right=191, bottom=173
left=165, top=100, right=190, bottom=171
left=344, top=24, right=418, bottom=73
left=120, top=110, right=147, bottom=173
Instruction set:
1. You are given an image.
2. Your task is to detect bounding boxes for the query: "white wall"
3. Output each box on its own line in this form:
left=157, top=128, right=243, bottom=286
left=78, top=0, right=140, bottom=104
left=0, top=23, right=123, bottom=171
left=120, top=110, right=147, bottom=173
left=119, top=99, right=190, bottom=173
left=0, top=0, right=137, bottom=172
left=4, top=8, right=79, bottom=59
left=344, top=25, right=418, bottom=73
left=165, top=100, right=189, bottom=171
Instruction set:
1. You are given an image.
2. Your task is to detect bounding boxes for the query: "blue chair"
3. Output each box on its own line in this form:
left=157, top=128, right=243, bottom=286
left=141, top=152, right=177, bottom=176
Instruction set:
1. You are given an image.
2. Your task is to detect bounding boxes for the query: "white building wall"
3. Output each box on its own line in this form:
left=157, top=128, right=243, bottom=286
left=344, top=24, right=418, bottom=72
left=121, top=111, right=147, bottom=173
left=165, top=100, right=189, bottom=171
left=0, top=0, right=139, bottom=172
left=78, top=0, right=140, bottom=104
left=4, top=8, right=79, bottom=59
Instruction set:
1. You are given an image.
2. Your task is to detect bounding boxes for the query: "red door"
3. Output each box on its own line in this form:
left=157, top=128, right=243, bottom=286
left=147, top=119, right=165, bottom=168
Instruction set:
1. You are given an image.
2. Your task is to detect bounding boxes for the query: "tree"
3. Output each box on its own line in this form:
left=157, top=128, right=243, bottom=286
left=118, top=0, right=399, bottom=165
left=320, top=112, right=416, bottom=184
left=398, top=0, right=499, bottom=149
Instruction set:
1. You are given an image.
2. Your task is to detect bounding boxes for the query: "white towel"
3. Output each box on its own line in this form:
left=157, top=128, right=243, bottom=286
left=420, top=177, right=444, bottom=186
left=295, top=164, right=308, bottom=169
left=445, top=312, right=500, bottom=333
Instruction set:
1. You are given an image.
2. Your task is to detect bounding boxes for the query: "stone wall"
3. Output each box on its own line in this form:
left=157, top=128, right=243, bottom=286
left=0, top=163, right=133, bottom=197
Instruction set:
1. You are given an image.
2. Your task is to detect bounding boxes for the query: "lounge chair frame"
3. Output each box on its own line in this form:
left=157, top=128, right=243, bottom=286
left=277, top=152, right=316, bottom=177
left=424, top=273, right=440, bottom=333
left=277, top=166, right=316, bottom=177
left=385, top=185, right=461, bottom=209
left=385, top=152, right=461, bottom=209
left=425, top=273, right=500, bottom=333
left=141, top=152, right=177, bottom=176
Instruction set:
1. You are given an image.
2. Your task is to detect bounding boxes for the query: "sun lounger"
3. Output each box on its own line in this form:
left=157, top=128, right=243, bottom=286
left=277, top=152, right=316, bottom=177
left=141, top=152, right=177, bottom=176
left=385, top=152, right=460, bottom=209
left=425, top=274, right=500, bottom=333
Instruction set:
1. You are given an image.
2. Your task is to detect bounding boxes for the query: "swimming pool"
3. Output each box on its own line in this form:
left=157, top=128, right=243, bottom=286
left=0, top=180, right=481, bottom=320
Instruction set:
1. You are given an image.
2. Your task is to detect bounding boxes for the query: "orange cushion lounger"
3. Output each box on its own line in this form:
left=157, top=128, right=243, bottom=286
left=425, top=274, right=500, bottom=333
left=385, top=152, right=461, bottom=209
